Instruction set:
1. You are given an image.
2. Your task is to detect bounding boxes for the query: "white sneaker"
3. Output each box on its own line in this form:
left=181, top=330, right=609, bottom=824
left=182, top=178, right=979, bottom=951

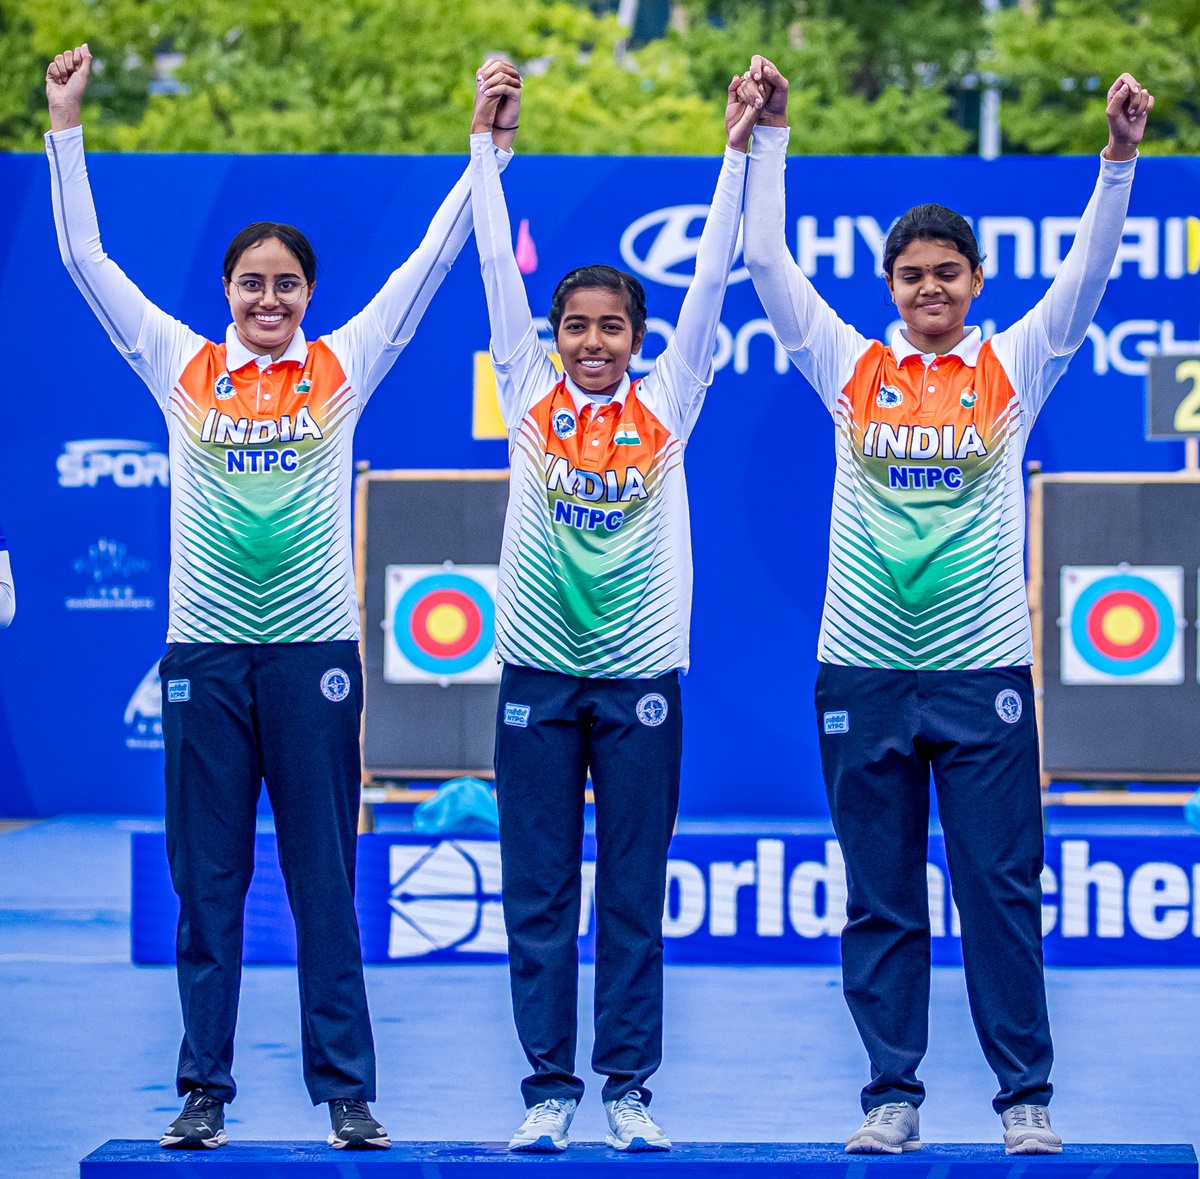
left=604, top=1091, right=671, bottom=1151
left=1002, top=1105, right=1062, bottom=1155
left=508, top=1098, right=577, bottom=1152
left=846, top=1102, right=922, bottom=1154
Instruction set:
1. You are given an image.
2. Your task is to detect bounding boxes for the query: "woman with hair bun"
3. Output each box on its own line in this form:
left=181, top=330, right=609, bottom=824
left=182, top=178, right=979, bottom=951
left=470, top=59, right=762, bottom=1155
left=46, top=43, right=520, bottom=1153
left=741, top=56, right=1151, bottom=1156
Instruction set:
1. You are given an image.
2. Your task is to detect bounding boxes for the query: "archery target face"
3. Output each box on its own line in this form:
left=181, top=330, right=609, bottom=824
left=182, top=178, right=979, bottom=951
left=384, top=565, right=500, bottom=684
left=1060, top=565, right=1184, bottom=685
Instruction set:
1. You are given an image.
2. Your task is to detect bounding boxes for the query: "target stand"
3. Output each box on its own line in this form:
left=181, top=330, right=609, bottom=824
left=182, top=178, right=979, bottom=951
left=79, top=1141, right=1200, bottom=1178
left=1028, top=468, right=1200, bottom=786
left=353, top=468, right=509, bottom=797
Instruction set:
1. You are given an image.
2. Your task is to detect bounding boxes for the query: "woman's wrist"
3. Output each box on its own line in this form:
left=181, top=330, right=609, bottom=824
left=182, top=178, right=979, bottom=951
left=49, top=107, right=82, bottom=133
left=1104, top=137, right=1138, bottom=162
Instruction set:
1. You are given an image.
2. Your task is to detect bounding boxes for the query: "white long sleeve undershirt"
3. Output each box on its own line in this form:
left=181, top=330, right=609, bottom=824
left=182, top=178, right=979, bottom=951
left=0, top=551, right=14, bottom=628
left=742, top=124, right=1137, bottom=415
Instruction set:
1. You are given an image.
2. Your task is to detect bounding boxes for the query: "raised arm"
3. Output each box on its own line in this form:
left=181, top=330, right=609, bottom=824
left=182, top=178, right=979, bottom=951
left=741, top=59, right=868, bottom=412
left=652, top=74, right=755, bottom=394
left=329, top=62, right=521, bottom=401
left=470, top=59, right=556, bottom=424
left=46, top=46, right=201, bottom=405
left=993, top=72, right=1151, bottom=414
left=0, top=547, right=13, bottom=628
left=328, top=146, right=514, bottom=400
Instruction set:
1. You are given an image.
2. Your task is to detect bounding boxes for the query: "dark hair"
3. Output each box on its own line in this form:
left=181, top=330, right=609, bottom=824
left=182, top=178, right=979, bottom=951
left=223, top=222, right=318, bottom=285
left=883, top=204, right=982, bottom=276
left=548, top=265, right=647, bottom=337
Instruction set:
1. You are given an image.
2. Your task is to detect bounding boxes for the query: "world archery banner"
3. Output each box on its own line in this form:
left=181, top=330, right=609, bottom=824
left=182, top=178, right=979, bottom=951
left=1060, top=565, right=1185, bottom=685
left=383, top=564, right=501, bottom=684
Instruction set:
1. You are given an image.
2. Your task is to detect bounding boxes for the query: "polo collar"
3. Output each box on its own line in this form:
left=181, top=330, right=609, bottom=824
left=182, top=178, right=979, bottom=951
left=564, top=371, right=631, bottom=412
left=889, top=324, right=982, bottom=369
left=224, top=324, right=309, bottom=373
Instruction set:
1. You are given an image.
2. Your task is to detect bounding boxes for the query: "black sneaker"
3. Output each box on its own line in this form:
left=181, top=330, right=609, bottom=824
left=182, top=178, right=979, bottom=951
left=160, top=1089, right=228, bottom=1149
left=327, top=1098, right=392, bottom=1150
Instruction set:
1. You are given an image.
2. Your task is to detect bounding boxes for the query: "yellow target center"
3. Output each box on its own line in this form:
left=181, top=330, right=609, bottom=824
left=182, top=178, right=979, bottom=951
left=426, top=603, right=468, bottom=645
left=1101, top=604, right=1144, bottom=647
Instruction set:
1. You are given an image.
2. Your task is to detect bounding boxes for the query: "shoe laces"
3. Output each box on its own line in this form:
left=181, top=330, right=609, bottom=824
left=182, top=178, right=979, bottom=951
left=524, top=1099, right=574, bottom=1126
left=610, top=1093, right=655, bottom=1129
left=181, top=1090, right=221, bottom=1118
left=331, top=1098, right=372, bottom=1124
left=864, top=1103, right=909, bottom=1127
left=1008, top=1105, right=1048, bottom=1129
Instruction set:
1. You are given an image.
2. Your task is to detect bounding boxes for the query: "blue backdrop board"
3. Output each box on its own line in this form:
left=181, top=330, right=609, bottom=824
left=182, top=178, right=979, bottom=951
left=131, top=828, right=1200, bottom=967
left=4, top=150, right=1200, bottom=816
left=77, top=1141, right=1200, bottom=1179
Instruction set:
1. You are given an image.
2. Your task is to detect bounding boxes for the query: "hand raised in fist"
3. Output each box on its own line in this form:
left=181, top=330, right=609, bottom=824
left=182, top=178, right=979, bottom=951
left=726, top=71, right=764, bottom=153
left=747, top=54, right=789, bottom=129
left=47, top=44, right=92, bottom=133
left=473, top=57, right=523, bottom=152
left=1105, top=73, right=1153, bottom=161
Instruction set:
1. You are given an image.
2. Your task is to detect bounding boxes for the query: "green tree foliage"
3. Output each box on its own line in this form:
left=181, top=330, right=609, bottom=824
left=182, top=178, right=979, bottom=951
left=992, top=0, right=1200, bottom=153
left=3, top=0, right=1198, bottom=153
left=10, top=0, right=720, bottom=152
left=676, top=0, right=979, bottom=152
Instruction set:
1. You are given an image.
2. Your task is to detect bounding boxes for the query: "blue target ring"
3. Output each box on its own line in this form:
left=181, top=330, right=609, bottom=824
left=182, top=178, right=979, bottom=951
left=393, top=573, right=495, bottom=675
left=1070, top=573, right=1175, bottom=677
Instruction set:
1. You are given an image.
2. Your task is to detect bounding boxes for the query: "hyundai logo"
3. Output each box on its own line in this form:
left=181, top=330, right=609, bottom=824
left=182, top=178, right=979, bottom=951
left=620, top=204, right=749, bottom=289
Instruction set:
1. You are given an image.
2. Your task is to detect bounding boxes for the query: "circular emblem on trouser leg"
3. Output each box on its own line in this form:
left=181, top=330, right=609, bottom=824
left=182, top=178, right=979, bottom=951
left=995, top=688, right=1022, bottom=724
left=321, top=668, right=351, bottom=702
left=636, top=693, right=668, bottom=727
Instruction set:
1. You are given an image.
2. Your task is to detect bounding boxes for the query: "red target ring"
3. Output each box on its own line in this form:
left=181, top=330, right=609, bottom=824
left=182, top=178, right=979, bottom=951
left=1085, top=590, right=1159, bottom=661
left=408, top=589, right=483, bottom=659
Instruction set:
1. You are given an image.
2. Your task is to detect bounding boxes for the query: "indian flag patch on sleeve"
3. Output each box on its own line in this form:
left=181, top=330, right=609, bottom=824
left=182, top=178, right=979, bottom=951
left=615, top=425, right=640, bottom=446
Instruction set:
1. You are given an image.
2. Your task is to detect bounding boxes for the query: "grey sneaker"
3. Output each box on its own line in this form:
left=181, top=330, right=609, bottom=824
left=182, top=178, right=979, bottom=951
left=846, top=1102, right=921, bottom=1154
left=509, top=1098, right=577, bottom=1152
left=1002, top=1105, right=1062, bottom=1155
left=604, top=1091, right=671, bottom=1151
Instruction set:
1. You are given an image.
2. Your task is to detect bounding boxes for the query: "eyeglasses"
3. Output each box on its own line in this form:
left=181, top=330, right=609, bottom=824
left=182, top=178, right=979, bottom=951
left=230, top=277, right=308, bottom=305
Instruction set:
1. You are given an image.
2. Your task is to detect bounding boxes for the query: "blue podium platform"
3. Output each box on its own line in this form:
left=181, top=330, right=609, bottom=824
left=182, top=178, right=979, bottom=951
left=80, top=1142, right=1199, bottom=1179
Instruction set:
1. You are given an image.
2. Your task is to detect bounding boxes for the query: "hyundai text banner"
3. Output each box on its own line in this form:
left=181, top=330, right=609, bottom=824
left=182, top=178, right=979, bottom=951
left=3, top=152, right=1200, bottom=815
left=131, top=831, right=1200, bottom=966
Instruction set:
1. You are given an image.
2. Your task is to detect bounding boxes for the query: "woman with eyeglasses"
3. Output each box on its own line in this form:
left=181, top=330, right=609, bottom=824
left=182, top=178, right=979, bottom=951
left=46, top=43, right=518, bottom=1152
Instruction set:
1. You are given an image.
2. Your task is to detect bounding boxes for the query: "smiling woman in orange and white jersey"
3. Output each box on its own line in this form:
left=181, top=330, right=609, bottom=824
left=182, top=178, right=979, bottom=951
left=45, top=43, right=517, bottom=1154
left=470, top=59, right=766, bottom=1155
left=741, top=56, right=1152, bottom=1157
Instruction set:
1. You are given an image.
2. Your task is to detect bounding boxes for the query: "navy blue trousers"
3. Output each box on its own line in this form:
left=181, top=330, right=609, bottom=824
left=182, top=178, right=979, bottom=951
left=494, top=664, right=682, bottom=1108
left=160, top=641, right=375, bottom=1106
left=815, top=663, right=1053, bottom=1114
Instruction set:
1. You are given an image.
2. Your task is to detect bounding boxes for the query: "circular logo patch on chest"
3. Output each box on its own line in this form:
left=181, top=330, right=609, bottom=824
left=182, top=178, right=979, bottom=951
left=552, top=408, right=577, bottom=439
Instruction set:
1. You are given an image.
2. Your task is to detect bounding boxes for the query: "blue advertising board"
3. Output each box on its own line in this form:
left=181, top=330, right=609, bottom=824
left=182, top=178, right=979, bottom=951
left=2, top=148, right=1200, bottom=816
left=132, top=829, right=1200, bottom=967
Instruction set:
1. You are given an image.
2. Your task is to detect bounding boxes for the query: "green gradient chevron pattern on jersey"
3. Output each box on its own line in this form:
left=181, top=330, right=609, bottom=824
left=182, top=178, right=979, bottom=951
left=497, top=417, right=684, bottom=678
left=820, top=397, right=1029, bottom=670
left=166, top=385, right=359, bottom=643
